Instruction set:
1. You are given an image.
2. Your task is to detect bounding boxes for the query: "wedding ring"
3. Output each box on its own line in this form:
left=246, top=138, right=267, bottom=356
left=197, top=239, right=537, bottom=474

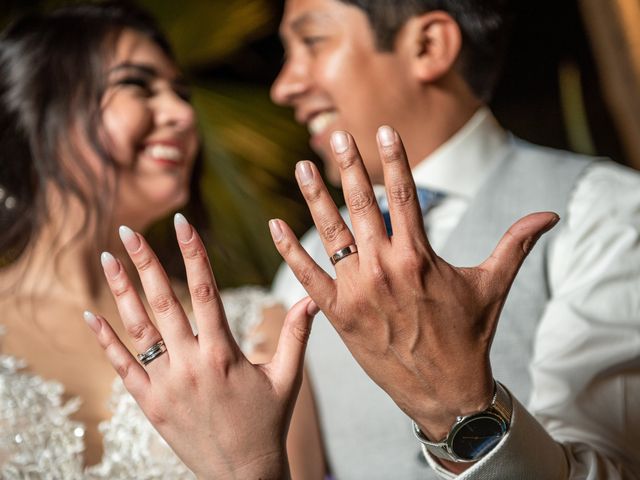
left=137, top=340, right=167, bottom=366
left=330, top=244, right=358, bottom=265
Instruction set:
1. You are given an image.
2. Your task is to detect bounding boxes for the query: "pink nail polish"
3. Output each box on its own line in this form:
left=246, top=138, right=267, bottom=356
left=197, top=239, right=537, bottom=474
left=83, top=310, right=101, bottom=333
left=100, top=251, right=120, bottom=278
left=174, top=213, right=193, bottom=243
left=118, top=225, right=140, bottom=253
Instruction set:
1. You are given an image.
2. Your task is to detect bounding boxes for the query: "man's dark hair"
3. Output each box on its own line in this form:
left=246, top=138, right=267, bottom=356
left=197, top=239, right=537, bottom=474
left=338, top=0, right=513, bottom=102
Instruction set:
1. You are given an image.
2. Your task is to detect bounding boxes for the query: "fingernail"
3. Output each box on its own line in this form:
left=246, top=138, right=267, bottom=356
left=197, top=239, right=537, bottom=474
left=269, top=219, right=284, bottom=242
left=331, top=131, right=349, bottom=154
left=83, top=310, right=100, bottom=333
left=119, top=225, right=140, bottom=252
left=306, top=300, right=320, bottom=316
left=547, top=214, right=560, bottom=229
left=100, top=251, right=120, bottom=278
left=378, top=126, right=395, bottom=147
left=174, top=213, right=193, bottom=243
left=296, top=161, right=314, bottom=186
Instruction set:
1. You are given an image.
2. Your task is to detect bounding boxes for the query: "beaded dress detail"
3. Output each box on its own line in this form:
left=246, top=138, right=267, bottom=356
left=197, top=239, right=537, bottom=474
left=0, top=287, right=276, bottom=479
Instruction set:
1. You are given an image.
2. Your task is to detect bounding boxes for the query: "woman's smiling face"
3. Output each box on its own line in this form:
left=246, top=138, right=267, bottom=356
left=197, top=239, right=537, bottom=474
left=99, top=28, right=199, bottom=226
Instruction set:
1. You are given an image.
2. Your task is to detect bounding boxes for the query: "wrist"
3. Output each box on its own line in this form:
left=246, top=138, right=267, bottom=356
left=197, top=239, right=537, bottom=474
left=413, top=377, right=495, bottom=440
left=413, top=381, right=512, bottom=464
left=197, top=451, right=290, bottom=480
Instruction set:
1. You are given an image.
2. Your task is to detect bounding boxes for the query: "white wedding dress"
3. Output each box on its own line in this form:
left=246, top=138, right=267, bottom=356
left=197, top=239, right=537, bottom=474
left=0, top=287, right=276, bottom=479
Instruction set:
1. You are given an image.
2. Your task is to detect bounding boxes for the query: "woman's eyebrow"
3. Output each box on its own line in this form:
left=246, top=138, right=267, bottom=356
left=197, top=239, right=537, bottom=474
left=108, top=62, right=158, bottom=77
left=108, top=62, right=188, bottom=88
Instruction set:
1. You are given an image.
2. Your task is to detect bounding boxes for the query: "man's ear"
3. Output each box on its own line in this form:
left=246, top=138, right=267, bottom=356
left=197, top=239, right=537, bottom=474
left=397, top=11, right=462, bottom=83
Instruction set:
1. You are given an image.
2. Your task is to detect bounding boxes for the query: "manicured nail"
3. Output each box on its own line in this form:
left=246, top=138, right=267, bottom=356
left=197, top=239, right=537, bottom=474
left=269, top=219, right=284, bottom=242
left=174, top=213, right=193, bottom=243
left=100, top=251, right=120, bottom=278
left=306, top=300, right=320, bottom=316
left=83, top=310, right=101, bottom=333
left=377, top=126, right=396, bottom=147
left=330, top=131, right=349, bottom=153
left=118, top=225, right=140, bottom=252
left=296, top=161, right=314, bottom=186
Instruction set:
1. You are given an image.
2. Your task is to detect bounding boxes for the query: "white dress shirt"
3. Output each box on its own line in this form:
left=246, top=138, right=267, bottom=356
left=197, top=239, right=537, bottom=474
left=272, top=108, right=640, bottom=478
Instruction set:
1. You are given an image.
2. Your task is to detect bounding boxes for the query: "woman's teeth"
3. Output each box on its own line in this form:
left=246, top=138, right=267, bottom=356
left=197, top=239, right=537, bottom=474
left=144, top=144, right=182, bottom=161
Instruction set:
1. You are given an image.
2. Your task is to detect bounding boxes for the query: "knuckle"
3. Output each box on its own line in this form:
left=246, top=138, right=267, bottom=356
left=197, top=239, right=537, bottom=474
left=337, top=150, right=358, bottom=169
left=289, top=323, right=311, bottom=345
left=149, top=293, right=178, bottom=314
left=145, top=405, right=167, bottom=426
left=338, top=317, right=358, bottom=335
left=134, top=255, right=154, bottom=272
left=114, top=360, right=132, bottom=381
left=320, top=220, right=347, bottom=243
left=399, top=252, right=428, bottom=274
left=380, top=144, right=404, bottom=164
left=278, top=236, right=294, bottom=256
left=347, top=190, right=375, bottom=216
left=303, top=183, right=323, bottom=203
left=183, top=245, right=206, bottom=261
left=191, top=282, right=215, bottom=304
left=367, top=262, right=391, bottom=290
left=297, top=267, right=315, bottom=288
left=127, top=322, right=152, bottom=343
left=111, top=280, right=129, bottom=298
left=176, top=364, right=200, bottom=390
left=389, top=183, right=415, bottom=206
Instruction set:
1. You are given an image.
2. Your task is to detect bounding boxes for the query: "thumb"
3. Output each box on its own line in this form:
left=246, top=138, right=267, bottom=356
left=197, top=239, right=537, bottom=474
left=481, top=212, right=560, bottom=291
left=269, top=297, right=319, bottom=390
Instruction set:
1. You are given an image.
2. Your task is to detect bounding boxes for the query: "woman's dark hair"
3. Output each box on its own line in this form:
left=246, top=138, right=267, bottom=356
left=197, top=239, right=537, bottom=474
left=338, top=0, right=513, bottom=102
left=0, top=1, right=208, bottom=279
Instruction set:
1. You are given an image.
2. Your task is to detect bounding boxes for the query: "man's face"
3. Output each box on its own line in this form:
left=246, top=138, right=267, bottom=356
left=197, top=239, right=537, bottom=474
left=272, top=0, right=415, bottom=185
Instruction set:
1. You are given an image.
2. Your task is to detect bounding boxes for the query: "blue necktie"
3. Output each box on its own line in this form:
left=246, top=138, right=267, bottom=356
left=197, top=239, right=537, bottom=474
left=378, top=187, right=445, bottom=236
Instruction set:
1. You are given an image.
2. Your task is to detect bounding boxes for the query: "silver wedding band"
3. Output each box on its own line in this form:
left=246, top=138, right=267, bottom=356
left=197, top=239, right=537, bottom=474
left=330, top=244, right=358, bottom=265
left=137, top=340, right=167, bottom=366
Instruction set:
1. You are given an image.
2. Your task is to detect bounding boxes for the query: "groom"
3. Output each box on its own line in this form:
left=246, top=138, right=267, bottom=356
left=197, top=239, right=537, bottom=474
left=270, top=0, right=640, bottom=478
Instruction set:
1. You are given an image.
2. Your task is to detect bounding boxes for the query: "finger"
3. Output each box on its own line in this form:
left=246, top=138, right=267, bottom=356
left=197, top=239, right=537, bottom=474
left=118, top=226, right=195, bottom=351
left=377, top=126, right=430, bottom=247
left=100, top=251, right=165, bottom=359
left=268, top=297, right=318, bottom=391
left=329, top=131, right=388, bottom=250
left=269, top=218, right=336, bottom=311
left=481, top=212, right=560, bottom=293
left=294, top=160, right=358, bottom=268
left=84, top=311, right=150, bottom=402
left=173, top=214, right=239, bottom=356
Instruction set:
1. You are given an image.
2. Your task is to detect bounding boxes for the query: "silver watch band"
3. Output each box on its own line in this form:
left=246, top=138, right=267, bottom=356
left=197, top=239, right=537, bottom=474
left=412, top=381, right=512, bottom=463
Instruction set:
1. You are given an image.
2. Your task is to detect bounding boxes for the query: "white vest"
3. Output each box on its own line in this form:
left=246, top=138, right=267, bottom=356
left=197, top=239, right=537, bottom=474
left=306, top=140, right=594, bottom=479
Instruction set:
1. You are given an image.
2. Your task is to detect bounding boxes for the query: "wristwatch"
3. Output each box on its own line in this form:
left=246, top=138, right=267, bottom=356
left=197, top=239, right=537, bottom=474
left=412, top=381, right=512, bottom=463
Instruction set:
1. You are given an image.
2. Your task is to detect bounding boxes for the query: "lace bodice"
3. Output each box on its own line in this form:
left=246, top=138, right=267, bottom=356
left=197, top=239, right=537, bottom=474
left=0, top=287, right=277, bottom=479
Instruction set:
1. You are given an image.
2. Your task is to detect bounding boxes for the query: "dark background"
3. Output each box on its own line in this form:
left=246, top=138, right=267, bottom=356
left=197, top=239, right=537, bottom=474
left=0, top=0, right=625, bottom=286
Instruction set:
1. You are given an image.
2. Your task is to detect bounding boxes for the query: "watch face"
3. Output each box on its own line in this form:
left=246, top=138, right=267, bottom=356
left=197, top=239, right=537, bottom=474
left=450, top=414, right=507, bottom=461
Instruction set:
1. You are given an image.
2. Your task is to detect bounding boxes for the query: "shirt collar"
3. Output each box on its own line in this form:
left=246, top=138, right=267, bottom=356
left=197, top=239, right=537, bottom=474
left=411, top=107, right=511, bottom=199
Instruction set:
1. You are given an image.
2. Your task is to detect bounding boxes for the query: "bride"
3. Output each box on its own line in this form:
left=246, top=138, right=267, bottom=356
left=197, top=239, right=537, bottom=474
left=0, top=2, right=325, bottom=478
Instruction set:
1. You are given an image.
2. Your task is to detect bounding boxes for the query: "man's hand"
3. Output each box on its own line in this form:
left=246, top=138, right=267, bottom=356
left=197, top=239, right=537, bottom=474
left=86, top=215, right=318, bottom=480
left=269, top=126, right=558, bottom=443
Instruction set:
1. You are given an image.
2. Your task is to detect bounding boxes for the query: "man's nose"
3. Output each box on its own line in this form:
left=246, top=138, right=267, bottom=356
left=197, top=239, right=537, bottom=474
left=270, top=57, right=310, bottom=107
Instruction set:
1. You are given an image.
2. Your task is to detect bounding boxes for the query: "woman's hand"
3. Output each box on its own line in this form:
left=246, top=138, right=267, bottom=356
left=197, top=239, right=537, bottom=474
left=85, top=214, right=318, bottom=480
